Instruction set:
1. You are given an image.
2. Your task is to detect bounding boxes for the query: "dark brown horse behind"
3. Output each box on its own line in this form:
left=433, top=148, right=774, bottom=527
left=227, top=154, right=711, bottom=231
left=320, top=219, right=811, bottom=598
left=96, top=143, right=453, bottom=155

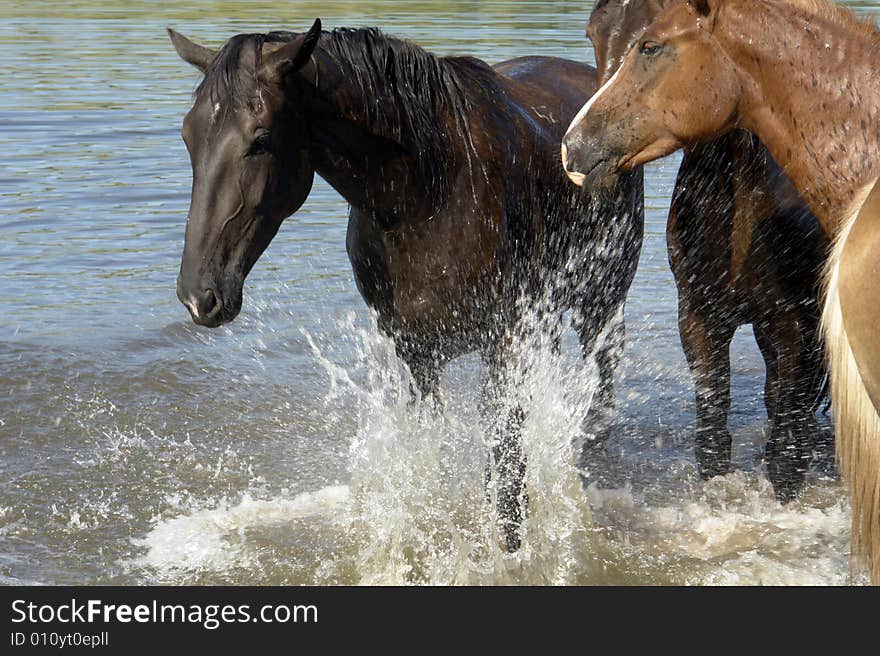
left=169, top=20, right=644, bottom=551
left=584, top=0, right=832, bottom=502
left=562, top=0, right=880, bottom=582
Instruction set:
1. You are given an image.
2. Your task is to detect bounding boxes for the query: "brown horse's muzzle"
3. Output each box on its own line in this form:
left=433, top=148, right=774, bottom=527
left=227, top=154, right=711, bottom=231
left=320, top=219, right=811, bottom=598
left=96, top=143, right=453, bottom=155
left=561, top=121, right=621, bottom=192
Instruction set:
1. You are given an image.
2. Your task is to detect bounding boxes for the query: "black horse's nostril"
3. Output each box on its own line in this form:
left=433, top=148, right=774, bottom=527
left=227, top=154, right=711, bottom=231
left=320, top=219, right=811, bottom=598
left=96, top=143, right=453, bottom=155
left=178, top=282, right=224, bottom=325
left=199, top=288, right=221, bottom=319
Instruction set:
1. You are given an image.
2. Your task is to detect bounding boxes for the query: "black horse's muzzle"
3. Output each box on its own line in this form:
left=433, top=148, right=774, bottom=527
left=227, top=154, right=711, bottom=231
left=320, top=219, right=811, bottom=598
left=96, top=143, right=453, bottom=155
left=176, top=275, right=239, bottom=328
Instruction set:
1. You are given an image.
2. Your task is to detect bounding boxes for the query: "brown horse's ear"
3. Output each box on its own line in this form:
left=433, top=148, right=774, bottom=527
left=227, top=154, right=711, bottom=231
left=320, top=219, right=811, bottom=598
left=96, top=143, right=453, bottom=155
left=168, top=28, right=215, bottom=72
left=263, top=18, right=322, bottom=80
left=688, top=0, right=722, bottom=30
left=688, top=0, right=712, bottom=17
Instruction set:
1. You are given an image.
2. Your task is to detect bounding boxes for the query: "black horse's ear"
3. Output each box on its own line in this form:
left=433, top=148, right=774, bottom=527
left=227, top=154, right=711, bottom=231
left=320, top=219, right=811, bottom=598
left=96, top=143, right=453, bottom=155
left=167, top=28, right=215, bottom=72
left=264, top=18, right=322, bottom=80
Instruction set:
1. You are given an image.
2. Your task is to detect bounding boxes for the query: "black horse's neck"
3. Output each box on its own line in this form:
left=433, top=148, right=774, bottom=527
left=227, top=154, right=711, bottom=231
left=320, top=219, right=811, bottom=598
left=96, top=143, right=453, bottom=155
left=292, top=29, right=494, bottom=224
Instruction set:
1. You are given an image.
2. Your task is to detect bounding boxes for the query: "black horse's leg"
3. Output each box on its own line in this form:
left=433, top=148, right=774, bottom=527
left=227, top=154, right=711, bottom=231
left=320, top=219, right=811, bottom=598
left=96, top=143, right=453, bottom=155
left=397, top=338, right=443, bottom=408
left=481, top=349, right=527, bottom=552
left=807, top=359, right=836, bottom=479
left=574, top=305, right=625, bottom=450
left=752, top=321, right=780, bottom=420
left=679, top=301, right=736, bottom=480
left=763, top=315, right=826, bottom=501
left=410, top=356, right=442, bottom=403
left=804, top=330, right=835, bottom=478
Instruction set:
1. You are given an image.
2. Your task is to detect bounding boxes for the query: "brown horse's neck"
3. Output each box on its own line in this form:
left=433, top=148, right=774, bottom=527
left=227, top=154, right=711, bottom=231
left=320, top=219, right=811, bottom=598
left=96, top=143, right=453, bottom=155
left=715, top=0, right=880, bottom=232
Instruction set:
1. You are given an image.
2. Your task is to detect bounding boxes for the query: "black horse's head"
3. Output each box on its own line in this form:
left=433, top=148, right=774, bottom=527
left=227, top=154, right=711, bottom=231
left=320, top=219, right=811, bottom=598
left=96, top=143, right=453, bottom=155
left=169, top=20, right=322, bottom=327
left=586, top=0, right=675, bottom=86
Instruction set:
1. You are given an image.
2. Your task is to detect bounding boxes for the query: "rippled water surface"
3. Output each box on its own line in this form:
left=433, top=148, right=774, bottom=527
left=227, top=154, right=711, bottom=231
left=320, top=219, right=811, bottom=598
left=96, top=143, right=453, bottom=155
left=2, top=0, right=876, bottom=585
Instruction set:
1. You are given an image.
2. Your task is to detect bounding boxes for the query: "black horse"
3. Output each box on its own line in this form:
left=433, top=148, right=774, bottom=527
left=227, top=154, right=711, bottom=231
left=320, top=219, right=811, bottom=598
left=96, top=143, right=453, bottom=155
left=169, top=19, right=644, bottom=550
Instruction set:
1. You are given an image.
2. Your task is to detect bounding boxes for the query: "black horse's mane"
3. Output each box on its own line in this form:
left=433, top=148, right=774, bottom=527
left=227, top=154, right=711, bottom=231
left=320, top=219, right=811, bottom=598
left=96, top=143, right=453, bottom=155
left=197, top=27, right=498, bottom=201
left=324, top=28, right=499, bottom=197
left=195, top=32, right=275, bottom=106
left=322, top=28, right=493, bottom=133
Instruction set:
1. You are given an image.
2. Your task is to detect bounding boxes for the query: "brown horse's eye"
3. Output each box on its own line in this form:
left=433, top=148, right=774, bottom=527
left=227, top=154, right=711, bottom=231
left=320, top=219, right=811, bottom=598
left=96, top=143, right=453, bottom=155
left=640, top=40, right=663, bottom=56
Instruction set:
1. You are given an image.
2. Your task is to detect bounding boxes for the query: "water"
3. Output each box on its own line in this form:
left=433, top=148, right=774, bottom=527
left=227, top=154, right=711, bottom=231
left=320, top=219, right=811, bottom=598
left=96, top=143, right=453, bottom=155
left=1, top=0, right=874, bottom=585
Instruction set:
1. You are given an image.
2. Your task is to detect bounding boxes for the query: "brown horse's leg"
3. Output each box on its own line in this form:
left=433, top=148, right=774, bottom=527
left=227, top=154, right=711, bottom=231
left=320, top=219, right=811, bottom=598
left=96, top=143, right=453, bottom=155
left=409, top=357, right=442, bottom=402
left=481, top=348, right=527, bottom=553
left=679, top=301, right=735, bottom=480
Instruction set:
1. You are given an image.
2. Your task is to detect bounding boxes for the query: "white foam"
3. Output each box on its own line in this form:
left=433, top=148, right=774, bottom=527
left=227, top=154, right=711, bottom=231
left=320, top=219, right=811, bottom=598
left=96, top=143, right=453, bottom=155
left=586, top=471, right=859, bottom=585
left=130, top=486, right=350, bottom=577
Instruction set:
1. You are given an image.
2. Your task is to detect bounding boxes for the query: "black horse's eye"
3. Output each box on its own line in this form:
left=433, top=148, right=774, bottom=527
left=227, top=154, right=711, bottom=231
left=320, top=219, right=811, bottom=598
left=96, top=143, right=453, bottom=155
left=247, top=131, right=273, bottom=157
left=640, top=40, right=663, bottom=56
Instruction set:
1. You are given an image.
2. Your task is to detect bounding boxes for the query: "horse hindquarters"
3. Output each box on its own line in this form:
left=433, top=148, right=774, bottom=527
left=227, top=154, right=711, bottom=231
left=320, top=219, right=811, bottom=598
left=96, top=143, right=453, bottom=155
left=832, top=179, right=880, bottom=583
left=670, top=135, right=829, bottom=498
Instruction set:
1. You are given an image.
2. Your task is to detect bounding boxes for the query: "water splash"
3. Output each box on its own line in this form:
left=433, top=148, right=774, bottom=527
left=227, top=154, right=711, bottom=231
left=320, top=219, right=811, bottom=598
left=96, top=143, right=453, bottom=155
left=125, top=309, right=858, bottom=585
left=129, top=308, right=602, bottom=584
left=306, top=311, right=598, bottom=585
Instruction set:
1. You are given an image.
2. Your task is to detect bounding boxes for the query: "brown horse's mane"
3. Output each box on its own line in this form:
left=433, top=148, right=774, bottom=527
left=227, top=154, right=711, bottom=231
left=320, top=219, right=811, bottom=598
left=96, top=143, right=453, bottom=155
left=751, top=0, right=880, bottom=43
left=597, top=0, right=879, bottom=45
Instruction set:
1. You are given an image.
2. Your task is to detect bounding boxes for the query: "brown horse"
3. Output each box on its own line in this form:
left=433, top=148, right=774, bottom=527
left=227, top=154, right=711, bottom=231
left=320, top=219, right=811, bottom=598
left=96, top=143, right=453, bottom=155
left=562, top=0, right=880, bottom=582
left=169, top=20, right=645, bottom=551
left=586, top=0, right=832, bottom=502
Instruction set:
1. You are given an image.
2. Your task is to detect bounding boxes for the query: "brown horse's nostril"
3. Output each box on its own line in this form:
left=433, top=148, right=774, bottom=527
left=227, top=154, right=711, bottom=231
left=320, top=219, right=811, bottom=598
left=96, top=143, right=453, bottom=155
left=561, top=136, right=587, bottom=186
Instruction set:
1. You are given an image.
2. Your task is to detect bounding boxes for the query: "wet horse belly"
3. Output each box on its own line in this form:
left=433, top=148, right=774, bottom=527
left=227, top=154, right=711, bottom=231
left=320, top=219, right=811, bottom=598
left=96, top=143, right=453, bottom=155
left=384, top=222, right=500, bottom=336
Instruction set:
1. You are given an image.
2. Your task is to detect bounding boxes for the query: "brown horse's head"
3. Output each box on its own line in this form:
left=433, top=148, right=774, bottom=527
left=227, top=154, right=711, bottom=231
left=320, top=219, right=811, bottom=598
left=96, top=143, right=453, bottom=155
left=562, top=0, right=740, bottom=188
left=169, top=20, right=321, bottom=327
